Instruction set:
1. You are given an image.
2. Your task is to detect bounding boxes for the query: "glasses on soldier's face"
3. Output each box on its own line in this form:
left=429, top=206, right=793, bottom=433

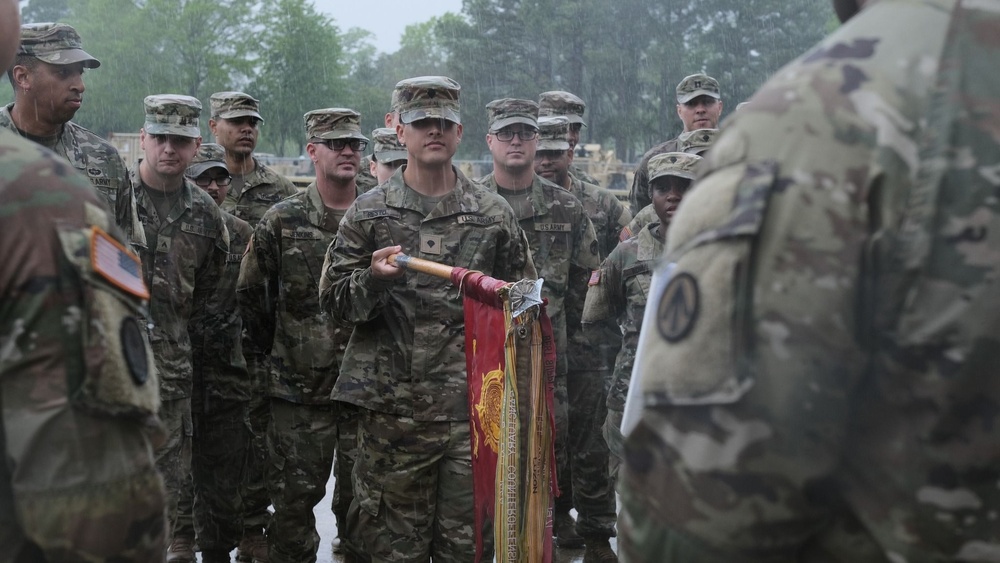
left=494, top=129, right=538, bottom=142
left=193, top=174, right=233, bottom=187
left=316, top=138, right=368, bottom=152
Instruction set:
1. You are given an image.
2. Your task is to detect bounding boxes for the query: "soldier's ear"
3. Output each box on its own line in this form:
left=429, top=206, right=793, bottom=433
left=10, top=64, right=32, bottom=91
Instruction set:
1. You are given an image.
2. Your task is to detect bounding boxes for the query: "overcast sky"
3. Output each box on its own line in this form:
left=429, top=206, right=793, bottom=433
left=312, top=0, right=464, bottom=54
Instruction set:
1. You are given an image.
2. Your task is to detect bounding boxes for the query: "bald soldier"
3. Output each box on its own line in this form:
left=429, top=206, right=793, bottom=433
left=620, top=0, right=1000, bottom=561
left=2, top=22, right=145, bottom=250
left=0, top=3, right=166, bottom=559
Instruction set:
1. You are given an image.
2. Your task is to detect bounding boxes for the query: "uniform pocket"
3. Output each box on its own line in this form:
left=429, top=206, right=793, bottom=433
left=58, top=226, right=159, bottom=418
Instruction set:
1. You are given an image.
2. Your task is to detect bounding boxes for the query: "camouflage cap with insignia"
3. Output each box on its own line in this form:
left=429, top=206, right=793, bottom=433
left=676, top=73, right=721, bottom=104
left=210, top=91, right=263, bottom=122
left=538, top=90, right=586, bottom=126
left=486, top=98, right=539, bottom=133
left=186, top=143, right=228, bottom=179
left=648, top=152, right=703, bottom=182
left=394, top=76, right=462, bottom=125
left=304, top=108, right=368, bottom=141
left=677, top=128, right=720, bottom=155
left=537, top=116, right=571, bottom=151
left=371, top=128, right=407, bottom=163
left=143, top=94, right=202, bottom=138
left=18, top=23, right=101, bottom=68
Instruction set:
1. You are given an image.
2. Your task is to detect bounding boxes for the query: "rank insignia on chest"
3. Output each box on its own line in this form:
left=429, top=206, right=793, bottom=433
left=420, top=234, right=444, bottom=255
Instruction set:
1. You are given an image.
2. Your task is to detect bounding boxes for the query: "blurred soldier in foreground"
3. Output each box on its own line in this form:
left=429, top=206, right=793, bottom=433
left=239, top=109, right=367, bottom=563
left=628, top=73, right=722, bottom=215
left=0, top=1, right=166, bottom=558
left=133, top=95, right=230, bottom=560
left=171, top=144, right=253, bottom=563
left=208, top=90, right=295, bottom=562
left=539, top=90, right=601, bottom=186
left=319, top=76, right=535, bottom=562
left=2, top=21, right=145, bottom=249
left=620, top=0, right=1000, bottom=561
left=369, top=127, right=407, bottom=184
left=478, top=98, right=601, bottom=555
left=581, top=152, right=700, bottom=486
left=534, top=115, right=628, bottom=561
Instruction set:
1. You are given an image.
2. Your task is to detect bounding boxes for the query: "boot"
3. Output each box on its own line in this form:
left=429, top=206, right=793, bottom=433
left=583, top=537, right=618, bottom=563
left=201, top=548, right=232, bottom=563
left=166, top=535, right=196, bottom=563
left=236, top=533, right=268, bottom=563
left=553, top=510, right=585, bottom=549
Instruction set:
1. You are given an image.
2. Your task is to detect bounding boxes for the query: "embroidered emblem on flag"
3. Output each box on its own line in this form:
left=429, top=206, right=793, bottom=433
left=91, top=226, right=149, bottom=300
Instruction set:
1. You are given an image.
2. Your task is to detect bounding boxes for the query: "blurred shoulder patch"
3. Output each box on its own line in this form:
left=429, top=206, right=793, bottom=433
left=91, top=226, right=149, bottom=300
left=657, top=272, right=698, bottom=342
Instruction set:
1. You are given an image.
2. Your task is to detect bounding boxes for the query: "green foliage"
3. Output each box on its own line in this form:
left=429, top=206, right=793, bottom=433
left=21, top=0, right=71, bottom=23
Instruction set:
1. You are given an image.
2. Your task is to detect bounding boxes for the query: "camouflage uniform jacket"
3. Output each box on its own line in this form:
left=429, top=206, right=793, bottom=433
left=221, top=156, right=297, bottom=226
left=239, top=182, right=353, bottom=405
left=192, top=211, right=252, bottom=410
left=0, top=104, right=146, bottom=251
left=569, top=163, right=601, bottom=187
left=567, top=175, right=632, bottom=372
left=356, top=156, right=379, bottom=194
left=582, top=223, right=662, bottom=411
left=319, top=165, right=535, bottom=421
left=626, top=0, right=1000, bottom=559
left=1, top=131, right=165, bottom=560
left=133, top=170, right=229, bottom=401
left=628, top=137, right=679, bottom=216
left=479, top=172, right=600, bottom=375
left=620, top=204, right=658, bottom=242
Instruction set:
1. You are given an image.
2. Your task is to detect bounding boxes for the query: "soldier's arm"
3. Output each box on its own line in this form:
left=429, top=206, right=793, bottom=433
left=493, top=210, right=537, bottom=282
left=628, top=157, right=651, bottom=216
left=189, top=216, right=230, bottom=382
left=566, top=210, right=600, bottom=339
left=237, top=214, right=282, bottom=354
left=318, top=207, right=396, bottom=326
left=582, top=247, right=627, bottom=338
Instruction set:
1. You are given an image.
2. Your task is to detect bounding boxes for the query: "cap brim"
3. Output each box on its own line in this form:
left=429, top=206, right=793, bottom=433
left=35, top=49, right=101, bottom=68
left=374, top=149, right=407, bottom=163
left=650, top=170, right=697, bottom=182
left=489, top=117, right=538, bottom=133
left=313, top=131, right=369, bottom=141
left=399, top=107, right=461, bottom=125
left=217, top=110, right=264, bottom=122
left=186, top=161, right=228, bottom=178
left=537, top=140, right=570, bottom=151
left=677, top=90, right=721, bottom=104
left=145, top=123, right=201, bottom=138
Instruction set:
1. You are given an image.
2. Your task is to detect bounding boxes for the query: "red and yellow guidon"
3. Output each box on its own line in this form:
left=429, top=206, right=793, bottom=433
left=475, top=365, right=505, bottom=454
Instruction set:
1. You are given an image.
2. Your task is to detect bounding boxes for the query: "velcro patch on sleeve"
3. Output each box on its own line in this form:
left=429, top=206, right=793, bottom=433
left=91, top=226, right=149, bottom=300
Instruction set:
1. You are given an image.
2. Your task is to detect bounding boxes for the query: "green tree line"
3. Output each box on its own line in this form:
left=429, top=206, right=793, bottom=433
left=10, top=0, right=834, bottom=161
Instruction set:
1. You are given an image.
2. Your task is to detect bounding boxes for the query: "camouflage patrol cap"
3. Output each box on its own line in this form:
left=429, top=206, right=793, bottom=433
left=304, top=108, right=368, bottom=141
left=648, top=152, right=702, bottom=182
left=394, top=76, right=462, bottom=125
left=186, top=143, right=229, bottom=179
left=677, top=128, right=720, bottom=155
left=371, top=127, right=407, bottom=163
left=143, top=94, right=202, bottom=138
left=537, top=116, right=572, bottom=151
left=676, top=73, right=721, bottom=103
left=486, top=98, right=539, bottom=133
left=18, top=23, right=101, bottom=68
left=210, top=91, right=263, bottom=122
left=538, top=91, right=586, bottom=126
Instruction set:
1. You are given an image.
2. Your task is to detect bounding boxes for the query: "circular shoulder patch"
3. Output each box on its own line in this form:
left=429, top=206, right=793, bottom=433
left=656, top=272, right=699, bottom=342
left=121, top=316, right=150, bottom=385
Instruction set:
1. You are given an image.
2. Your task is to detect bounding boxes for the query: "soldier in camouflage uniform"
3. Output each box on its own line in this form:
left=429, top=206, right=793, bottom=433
left=169, top=144, right=253, bottom=563
left=208, top=91, right=295, bottom=562
left=620, top=1, right=1000, bottom=561
left=534, top=115, right=627, bottom=561
left=132, top=95, right=230, bottom=561
left=238, top=109, right=367, bottom=563
left=628, top=74, right=723, bottom=215
left=0, top=7, right=166, bottom=557
left=2, top=22, right=145, bottom=250
left=581, top=152, right=700, bottom=490
left=623, top=128, right=718, bottom=238
left=319, top=76, right=535, bottom=562
left=355, top=90, right=406, bottom=194
left=477, top=98, right=601, bottom=553
left=539, top=90, right=602, bottom=186
left=368, top=127, right=407, bottom=184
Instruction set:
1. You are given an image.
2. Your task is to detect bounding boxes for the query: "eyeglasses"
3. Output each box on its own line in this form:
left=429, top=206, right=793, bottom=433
left=316, top=138, right=368, bottom=152
left=193, top=174, right=232, bottom=187
left=494, top=129, right=538, bottom=142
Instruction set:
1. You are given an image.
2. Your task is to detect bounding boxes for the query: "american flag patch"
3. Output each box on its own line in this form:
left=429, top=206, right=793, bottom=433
left=91, top=227, right=149, bottom=300
left=588, top=269, right=601, bottom=286
left=619, top=226, right=633, bottom=242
